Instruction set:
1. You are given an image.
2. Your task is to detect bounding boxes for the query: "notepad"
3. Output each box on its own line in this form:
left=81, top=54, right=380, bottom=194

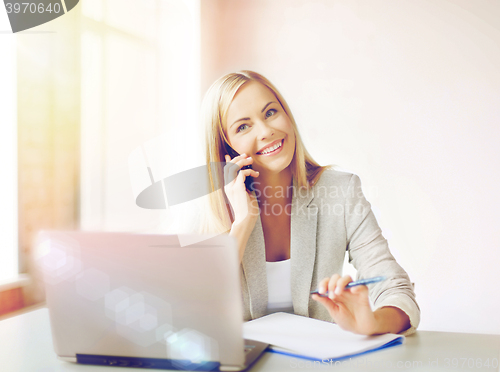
left=243, top=312, right=404, bottom=361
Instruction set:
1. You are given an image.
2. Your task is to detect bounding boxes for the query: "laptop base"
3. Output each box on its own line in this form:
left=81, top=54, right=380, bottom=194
left=76, top=354, right=221, bottom=370
left=70, top=340, right=268, bottom=371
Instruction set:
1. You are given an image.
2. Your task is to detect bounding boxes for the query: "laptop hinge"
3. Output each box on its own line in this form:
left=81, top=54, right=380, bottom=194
left=57, top=356, right=77, bottom=363
left=219, top=366, right=245, bottom=372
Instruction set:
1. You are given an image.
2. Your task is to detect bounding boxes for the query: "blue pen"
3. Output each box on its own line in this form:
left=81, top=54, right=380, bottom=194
left=310, top=276, right=386, bottom=296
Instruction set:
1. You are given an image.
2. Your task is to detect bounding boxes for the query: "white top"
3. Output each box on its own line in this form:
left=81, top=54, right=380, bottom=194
left=265, top=259, right=293, bottom=315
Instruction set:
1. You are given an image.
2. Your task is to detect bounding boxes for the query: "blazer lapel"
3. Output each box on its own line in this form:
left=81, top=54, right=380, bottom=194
left=290, top=178, right=317, bottom=317
left=241, top=179, right=317, bottom=319
left=241, top=211, right=268, bottom=319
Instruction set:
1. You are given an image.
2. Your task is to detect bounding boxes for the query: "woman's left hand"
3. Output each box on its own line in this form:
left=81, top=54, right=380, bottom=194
left=311, top=274, right=380, bottom=335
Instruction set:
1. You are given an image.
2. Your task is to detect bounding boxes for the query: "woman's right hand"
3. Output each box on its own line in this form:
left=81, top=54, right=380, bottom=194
left=224, top=153, right=260, bottom=225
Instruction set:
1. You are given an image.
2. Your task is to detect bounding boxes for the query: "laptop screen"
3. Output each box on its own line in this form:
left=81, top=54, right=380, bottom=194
left=36, top=231, right=246, bottom=369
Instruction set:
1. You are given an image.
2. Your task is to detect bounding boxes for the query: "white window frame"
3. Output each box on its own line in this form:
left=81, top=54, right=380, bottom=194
left=0, top=13, right=20, bottom=287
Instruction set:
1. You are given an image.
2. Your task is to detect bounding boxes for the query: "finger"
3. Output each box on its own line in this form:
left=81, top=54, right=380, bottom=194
left=228, top=152, right=247, bottom=162
left=225, top=154, right=244, bottom=165
left=234, top=155, right=253, bottom=169
left=239, top=169, right=257, bottom=178
left=328, top=274, right=341, bottom=300
left=225, top=155, right=251, bottom=178
left=237, top=169, right=259, bottom=191
left=335, top=275, right=353, bottom=296
left=311, top=294, right=328, bottom=304
left=241, top=168, right=260, bottom=179
left=311, top=294, right=334, bottom=307
left=225, top=153, right=248, bottom=167
left=312, top=294, right=340, bottom=317
left=318, top=277, right=330, bottom=295
left=240, top=168, right=260, bottom=179
left=235, top=170, right=253, bottom=192
left=350, top=284, right=368, bottom=296
left=224, top=161, right=240, bottom=184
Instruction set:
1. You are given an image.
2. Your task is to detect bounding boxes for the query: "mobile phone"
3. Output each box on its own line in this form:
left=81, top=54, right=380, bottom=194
left=225, top=143, right=254, bottom=192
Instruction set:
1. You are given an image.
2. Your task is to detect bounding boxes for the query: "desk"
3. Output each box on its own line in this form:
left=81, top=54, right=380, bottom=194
left=1, top=308, right=499, bottom=372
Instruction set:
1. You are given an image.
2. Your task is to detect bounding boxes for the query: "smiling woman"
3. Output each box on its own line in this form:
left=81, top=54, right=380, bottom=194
left=198, top=70, right=420, bottom=337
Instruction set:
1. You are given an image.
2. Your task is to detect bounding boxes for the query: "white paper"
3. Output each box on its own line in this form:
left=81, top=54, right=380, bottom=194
left=243, top=312, right=404, bottom=360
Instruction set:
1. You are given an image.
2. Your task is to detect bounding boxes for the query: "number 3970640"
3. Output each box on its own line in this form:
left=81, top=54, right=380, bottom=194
left=5, top=2, right=62, bottom=14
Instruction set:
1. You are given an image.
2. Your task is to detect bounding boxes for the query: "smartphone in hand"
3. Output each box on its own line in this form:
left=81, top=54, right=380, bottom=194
left=225, top=144, right=254, bottom=192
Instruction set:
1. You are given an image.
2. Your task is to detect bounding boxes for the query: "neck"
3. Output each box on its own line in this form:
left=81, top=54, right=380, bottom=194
left=253, top=167, right=293, bottom=204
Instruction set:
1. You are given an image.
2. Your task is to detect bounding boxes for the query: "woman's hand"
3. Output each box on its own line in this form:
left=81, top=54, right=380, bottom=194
left=312, top=274, right=380, bottom=335
left=224, top=153, right=260, bottom=225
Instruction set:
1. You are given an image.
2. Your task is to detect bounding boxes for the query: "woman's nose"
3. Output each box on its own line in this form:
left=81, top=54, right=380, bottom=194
left=255, top=120, right=274, bottom=139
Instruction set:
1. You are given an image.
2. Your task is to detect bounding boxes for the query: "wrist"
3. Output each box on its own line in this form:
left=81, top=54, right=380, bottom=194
left=373, top=306, right=411, bottom=335
left=229, top=218, right=256, bottom=264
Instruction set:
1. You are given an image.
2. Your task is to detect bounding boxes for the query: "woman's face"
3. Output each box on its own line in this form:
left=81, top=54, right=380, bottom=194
left=224, top=81, right=296, bottom=176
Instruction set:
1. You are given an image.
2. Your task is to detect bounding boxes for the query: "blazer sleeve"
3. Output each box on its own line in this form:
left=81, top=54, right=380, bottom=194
left=344, top=174, right=420, bottom=336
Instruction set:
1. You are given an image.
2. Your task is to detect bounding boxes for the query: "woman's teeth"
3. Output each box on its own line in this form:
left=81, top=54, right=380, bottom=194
left=259, top=140, right=282, bottom=154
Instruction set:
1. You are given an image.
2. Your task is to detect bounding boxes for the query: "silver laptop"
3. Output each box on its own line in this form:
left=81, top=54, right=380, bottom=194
left=36, top=231, right=268, bottom=371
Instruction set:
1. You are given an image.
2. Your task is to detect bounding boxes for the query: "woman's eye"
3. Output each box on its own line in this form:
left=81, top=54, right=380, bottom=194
left=265, top=109, right=277, bottom=118
left=237, top=124, right=249, bottom=133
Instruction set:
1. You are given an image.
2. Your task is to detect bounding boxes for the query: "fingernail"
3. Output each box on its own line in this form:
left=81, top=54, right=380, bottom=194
left=329, top=292, right=334, bottom=300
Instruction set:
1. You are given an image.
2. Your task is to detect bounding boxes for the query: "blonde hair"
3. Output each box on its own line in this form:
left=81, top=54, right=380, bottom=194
left=198, top=70, right=332, bottom=234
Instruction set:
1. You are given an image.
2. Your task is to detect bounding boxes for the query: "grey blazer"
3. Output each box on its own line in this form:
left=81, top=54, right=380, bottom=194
left=239, top=170, right=420, bottom=336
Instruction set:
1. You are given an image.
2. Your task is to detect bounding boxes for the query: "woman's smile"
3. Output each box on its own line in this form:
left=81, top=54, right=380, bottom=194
left=256, top=139, right=284, bottom=156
